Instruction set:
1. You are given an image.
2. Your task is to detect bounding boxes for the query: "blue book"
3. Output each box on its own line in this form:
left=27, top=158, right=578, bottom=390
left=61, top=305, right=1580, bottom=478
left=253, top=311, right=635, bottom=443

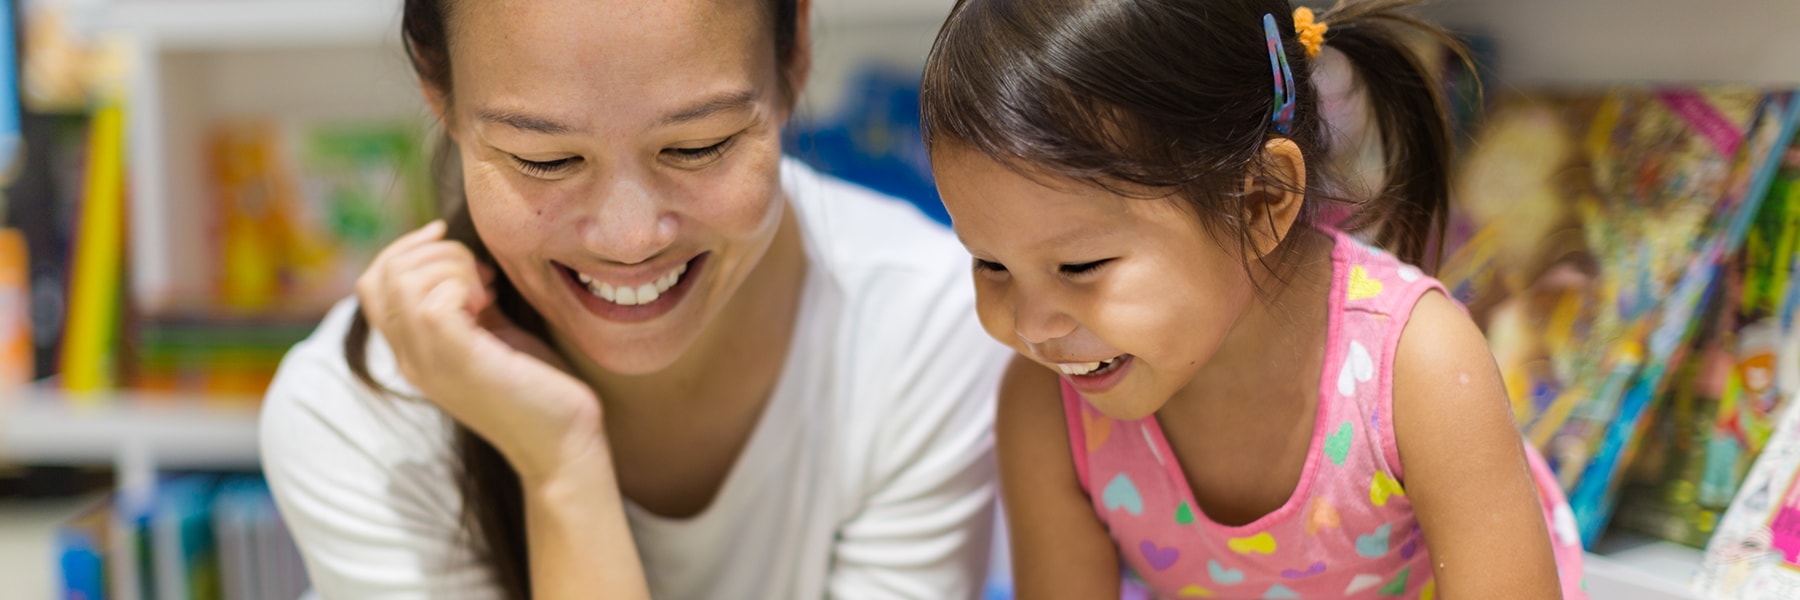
left=56, top=498, right=110, bottom=600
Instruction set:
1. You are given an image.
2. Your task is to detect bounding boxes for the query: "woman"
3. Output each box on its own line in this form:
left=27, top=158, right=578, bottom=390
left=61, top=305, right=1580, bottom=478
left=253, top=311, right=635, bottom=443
left=259, top=0, right=1006, bottom=598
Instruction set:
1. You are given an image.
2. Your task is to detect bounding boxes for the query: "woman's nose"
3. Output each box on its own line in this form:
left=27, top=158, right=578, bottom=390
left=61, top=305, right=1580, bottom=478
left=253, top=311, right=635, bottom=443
left=581, top=173, right=677, bottom=265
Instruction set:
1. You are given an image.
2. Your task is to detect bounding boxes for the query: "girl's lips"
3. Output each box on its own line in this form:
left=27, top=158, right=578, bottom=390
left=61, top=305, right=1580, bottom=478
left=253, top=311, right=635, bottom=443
left=1064, top=354, right=1134, bottom=395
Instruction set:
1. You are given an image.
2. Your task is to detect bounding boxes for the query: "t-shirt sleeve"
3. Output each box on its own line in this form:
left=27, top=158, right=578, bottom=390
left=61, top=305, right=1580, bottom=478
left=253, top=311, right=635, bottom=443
left=260, top=339, right=502, bottom=600
left=825, top=268, right=1009, bottom=600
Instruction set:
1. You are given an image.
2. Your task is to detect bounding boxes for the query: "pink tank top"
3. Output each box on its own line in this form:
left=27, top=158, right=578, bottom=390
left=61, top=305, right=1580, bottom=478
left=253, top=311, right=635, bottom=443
left=1060, top=229, right=1586, bottom=599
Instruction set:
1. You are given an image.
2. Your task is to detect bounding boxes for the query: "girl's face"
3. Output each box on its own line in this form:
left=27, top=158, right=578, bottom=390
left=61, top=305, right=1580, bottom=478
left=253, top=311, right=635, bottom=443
left=438, top=0, right=799, bottom=375
left=934, top=146, right=1257, bottom=419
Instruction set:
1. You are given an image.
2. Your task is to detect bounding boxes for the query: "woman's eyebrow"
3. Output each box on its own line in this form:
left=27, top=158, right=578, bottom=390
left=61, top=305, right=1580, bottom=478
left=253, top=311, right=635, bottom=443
left=477, top=109, right=585, bottom=135
left=658, top=89, right=758, bottom=127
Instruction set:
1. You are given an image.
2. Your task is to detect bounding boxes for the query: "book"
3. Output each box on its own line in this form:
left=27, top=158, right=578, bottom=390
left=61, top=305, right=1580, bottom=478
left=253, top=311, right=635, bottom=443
left=59, top=100, right=127, bottom=395
left=1440, top=87, right=1800, bottom=546
left=56, top=497, right=111, bottom=600
left=0, top=227, right=30, bottom=387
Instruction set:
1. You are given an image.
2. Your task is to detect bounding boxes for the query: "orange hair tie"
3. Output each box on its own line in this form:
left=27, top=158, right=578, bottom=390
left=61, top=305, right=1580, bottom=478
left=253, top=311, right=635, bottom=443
left=1293, top=7, right=1329, bottom=59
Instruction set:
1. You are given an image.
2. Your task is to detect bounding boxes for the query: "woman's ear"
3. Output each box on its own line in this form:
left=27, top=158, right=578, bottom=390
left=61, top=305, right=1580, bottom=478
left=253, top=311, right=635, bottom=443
left=421, top=82, right=456, bottom=141
left=1243, top=137, right=1307, bottom=258
left=784, top=0, right=814, bottom=108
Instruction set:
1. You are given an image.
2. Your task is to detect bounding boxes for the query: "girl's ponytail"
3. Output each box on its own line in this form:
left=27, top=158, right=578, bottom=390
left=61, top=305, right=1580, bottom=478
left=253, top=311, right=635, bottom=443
left=1317, top=0, right=1469, bottom=271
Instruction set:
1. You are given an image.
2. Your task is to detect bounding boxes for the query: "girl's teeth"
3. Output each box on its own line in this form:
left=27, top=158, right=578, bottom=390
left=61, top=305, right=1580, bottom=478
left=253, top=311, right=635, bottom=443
left=577, top=272, right=594, bottom=286
left=1057, top=357, right=1124, bottom=376
left=1059, top=362, right=1103, bottom=376
left=635, top=284, right=659, bottom=304
left=615, top=285, right=637, bottom=305
left=597, top=282, right=616, bottom=303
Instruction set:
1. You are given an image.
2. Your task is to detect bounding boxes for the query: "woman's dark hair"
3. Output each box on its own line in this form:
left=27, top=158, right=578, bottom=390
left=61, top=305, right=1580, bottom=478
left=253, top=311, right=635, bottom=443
left=342, top=1, right=802, bottom=598
left=921, top=0, right=1467, bottom=273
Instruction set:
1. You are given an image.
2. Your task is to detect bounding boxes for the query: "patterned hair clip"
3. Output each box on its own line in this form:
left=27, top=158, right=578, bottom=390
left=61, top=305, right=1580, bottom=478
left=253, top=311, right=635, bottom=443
left=1263, top=13, right=1297, bottom=135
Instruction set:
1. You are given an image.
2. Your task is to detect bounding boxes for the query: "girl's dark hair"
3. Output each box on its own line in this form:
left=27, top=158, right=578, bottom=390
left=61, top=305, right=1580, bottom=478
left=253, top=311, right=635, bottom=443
left=921, top=0, right=1467, bottom=273
left=343, top=2, right=801, bottom=598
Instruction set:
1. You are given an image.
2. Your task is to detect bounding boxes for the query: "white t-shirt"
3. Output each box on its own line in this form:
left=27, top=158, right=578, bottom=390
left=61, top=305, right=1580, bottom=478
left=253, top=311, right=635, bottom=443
left=261, top=159, right=1011, bottom=599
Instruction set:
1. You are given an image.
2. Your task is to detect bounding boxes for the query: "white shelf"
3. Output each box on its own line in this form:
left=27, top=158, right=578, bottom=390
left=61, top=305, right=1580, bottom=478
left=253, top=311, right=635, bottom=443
left=1421, top=0, right=1800, bottom=85
left=91, top=0, right=952, bottom=52
left=1584, top=531, right=1704, bottom=600
left=817, top=0, right=955, bottom=27
left=0, top=386, right=260, bottom=471
left=100, top=0, right=402, bottom=50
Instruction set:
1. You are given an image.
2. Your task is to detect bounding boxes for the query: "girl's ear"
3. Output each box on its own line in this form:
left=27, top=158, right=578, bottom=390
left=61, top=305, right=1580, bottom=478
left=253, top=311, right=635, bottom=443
left=1242, top=138, right=1307, bottom=258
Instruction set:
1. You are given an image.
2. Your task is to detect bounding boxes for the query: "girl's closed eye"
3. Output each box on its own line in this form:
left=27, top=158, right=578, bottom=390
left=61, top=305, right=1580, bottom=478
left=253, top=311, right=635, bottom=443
left=1060, top=259, right=1113, bottom=277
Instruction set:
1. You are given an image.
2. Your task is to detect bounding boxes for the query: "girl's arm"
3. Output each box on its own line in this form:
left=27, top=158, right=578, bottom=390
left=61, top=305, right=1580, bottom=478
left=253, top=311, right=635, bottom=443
left=998, top=355, right=1124, bottom=599
left=1393, top=292, right=1563, bottom=599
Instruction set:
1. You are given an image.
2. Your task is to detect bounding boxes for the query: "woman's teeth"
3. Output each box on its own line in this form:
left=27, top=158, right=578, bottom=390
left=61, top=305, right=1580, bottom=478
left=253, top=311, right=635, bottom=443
left=1059, top=356, right=1123, bottom=376
left=575, top=263, right=688, bottom=307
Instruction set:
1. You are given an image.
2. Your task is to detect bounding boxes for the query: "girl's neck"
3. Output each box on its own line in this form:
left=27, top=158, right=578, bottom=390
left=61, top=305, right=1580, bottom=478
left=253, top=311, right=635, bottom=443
left=573, top=202, right=810, bottom=420
left=1167, top=228, right=1337, bottom=416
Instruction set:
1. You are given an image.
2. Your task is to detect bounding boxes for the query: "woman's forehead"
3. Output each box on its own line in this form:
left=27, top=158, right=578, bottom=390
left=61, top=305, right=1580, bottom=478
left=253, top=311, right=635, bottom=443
left=446, top=0, right=779, bottom=128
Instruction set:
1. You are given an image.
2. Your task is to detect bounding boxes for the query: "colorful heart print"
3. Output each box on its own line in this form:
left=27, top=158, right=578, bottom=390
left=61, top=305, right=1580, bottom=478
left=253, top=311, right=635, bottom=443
left=1140, top=540, right=1181, bottom=571
left=1348, top=265, right=1386, bottom=301
left=1083, top=408, right=1113, bottom=453
left=1356, top=523, right=1392, bottom=558
left=1279, top=561, right=1326, bottom=579
left=1338, top=340, right=1375, bottom=397
left=1227, top=532, right=1278, bottom=555
left=1379, top=566, right=1411, bottom=596
left=1178, top=584, right=1214, bottom=597
left=1370, top=471, right=1405, bottom=506
left=1208, top=560, right=1246, bottom=586
left=1324, top=421, right=1353, bottom=465
left=1103, top=473, right=1144, bottom=515
left=1345, top=574, right=1383, bottom=595
left=1305, top=497, right=1341, bottom=535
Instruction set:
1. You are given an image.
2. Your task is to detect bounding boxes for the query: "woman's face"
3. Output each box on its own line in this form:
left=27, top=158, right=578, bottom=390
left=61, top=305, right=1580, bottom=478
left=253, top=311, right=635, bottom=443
left=438, top=0, right=800, bottom=375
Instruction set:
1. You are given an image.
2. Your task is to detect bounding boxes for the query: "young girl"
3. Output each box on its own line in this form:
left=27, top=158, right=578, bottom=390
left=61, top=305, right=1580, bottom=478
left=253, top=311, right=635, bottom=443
left=921, top=0, right=1586, bottom=598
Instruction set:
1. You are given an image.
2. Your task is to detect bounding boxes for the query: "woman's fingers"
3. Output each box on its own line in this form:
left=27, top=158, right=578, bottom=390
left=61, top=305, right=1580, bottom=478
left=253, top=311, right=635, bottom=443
left=357, top=220, right=447, bottom=325
left=367, top=241, right=482, bottom=321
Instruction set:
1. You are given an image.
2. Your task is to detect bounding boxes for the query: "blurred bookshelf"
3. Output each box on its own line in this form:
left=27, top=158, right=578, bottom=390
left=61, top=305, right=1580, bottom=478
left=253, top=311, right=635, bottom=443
left=10, top=1, right=1800, bottom=599
left=0, top=385, right=259, bottom=490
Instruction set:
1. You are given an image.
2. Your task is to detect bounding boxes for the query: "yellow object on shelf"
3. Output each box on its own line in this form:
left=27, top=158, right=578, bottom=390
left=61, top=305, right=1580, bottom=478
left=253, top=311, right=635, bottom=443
left=59, top=102, right=126, bottom=396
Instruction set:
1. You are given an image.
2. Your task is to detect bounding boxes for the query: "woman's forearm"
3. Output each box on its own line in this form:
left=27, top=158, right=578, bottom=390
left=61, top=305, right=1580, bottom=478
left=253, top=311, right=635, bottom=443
left=524, top=446, right=651, bottom=599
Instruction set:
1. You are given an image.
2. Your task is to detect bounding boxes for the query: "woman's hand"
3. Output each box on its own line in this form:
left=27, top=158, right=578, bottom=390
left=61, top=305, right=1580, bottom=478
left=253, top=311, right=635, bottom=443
left=357, top=220, right=605, bottom=485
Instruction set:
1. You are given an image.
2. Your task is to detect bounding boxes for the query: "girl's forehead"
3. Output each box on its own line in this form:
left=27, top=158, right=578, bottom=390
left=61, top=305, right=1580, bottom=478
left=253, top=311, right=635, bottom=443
left=939, top=152, right=1194, bottom=254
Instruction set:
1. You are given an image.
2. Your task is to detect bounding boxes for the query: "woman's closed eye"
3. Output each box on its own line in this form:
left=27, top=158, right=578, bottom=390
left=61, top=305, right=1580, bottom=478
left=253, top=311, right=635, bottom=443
left=973, top=259, right=1008, bottom=273
left=511, top=155, right=581, bottom=178
left=662, top=135, right=737, bottom=167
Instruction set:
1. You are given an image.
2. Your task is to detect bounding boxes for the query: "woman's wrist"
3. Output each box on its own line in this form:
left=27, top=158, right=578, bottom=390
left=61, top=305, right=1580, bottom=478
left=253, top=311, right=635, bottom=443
left=517, top=432, right=618, bottom=501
